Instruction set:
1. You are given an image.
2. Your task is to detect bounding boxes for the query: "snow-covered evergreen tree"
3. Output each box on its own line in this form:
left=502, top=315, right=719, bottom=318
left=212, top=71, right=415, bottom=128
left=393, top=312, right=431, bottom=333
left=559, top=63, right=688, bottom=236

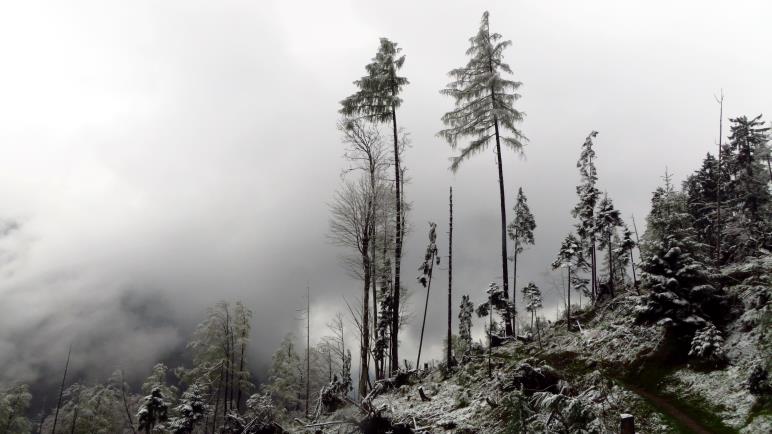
left=595, top=194, right=624, bottom=296
left=0, top=384, right=32, bottom=434
left=137, top=387, right=168, bottom=434
left=167, top=384, right=207, bottom=434
left=262, top=333, right=303, bottom=415
left=439, top=11, right=527, bottom=336
left=522, top=282, right=543, bottom=329
left=458, top=294, right=474, bottom=355
left=688, top=323, right=727, bottom=368
left=683, top=153, right=726, bottom=258
left=508, top=186, right=536, bottom=332
left=572, top=131, right=602, bottom=302
left=552, top=233, right=583, bottom=325
left=722, top=114, right=772, bottom=260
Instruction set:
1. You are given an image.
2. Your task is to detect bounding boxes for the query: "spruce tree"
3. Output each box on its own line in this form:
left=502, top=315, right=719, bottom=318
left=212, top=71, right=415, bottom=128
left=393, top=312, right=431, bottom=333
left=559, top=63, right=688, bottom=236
left=595, top=194, right=624, bottom=297
left=723, top=115, right=772, bottom=260
left=552, top=233, right=581, bottom=327
left=620, top=226, right=638, bottom=290
left=572, top=131, right=601, bottom=302
left=684, top=153, right=726, bottom=257
left=522, top=282, right=543, bottom=330
left=458, top=295, right=474, bottom=356
left=439, top=11, right=527, bottom=336
left=507, top=186, right=536, bottom=334
left=341, top=38, right=409, bottom=372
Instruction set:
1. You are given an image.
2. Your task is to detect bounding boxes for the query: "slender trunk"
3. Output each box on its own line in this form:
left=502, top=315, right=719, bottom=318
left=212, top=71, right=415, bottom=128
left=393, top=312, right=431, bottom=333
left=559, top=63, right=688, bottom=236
left=359, top=251, right=371, bottom=398
left=390, top=104, right=402, bottom=373
left=631, top=215, right=642, bottom=260
left=590, top=242, right=598, bottom=303
left=630, top=250, right=638, bottom=294
left=607, top=233, right=615, bottom=297
left=716, top=96, right=723, bottom=267
left=223, top=311, right=230, bottom=416
left=488, top=290, right=493, bottom=379
left=447, top=187, right=453, bottom=367
left=306, top=284, right=311, bottom=416
left=371, top=222, right=378, bottom=379
left=766, top=156, right=772, bottom=183
left=120, top=370, right=137, bottom=434
left=493, top=118, right=512, bottom=337
left=512, top=236, right=519, bottom=336
left=52, top=345, right=71, bottom=434
left=68, top=405, right=78, bottom=434
left=567, top=266, right=571, bottom=328
left=211, top=367, right=223, bottom=434
left=416, top=251, right=435, bottom=369
left=230, top=329, right=236, bottom=409
left=236, top=332, right=246, bottom=411
left=536, top=316, right=543, bottom=350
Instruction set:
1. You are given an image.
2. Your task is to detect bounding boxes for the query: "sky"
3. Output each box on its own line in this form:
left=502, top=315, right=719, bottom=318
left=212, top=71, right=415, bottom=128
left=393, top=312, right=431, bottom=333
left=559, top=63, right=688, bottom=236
left=0, top=0, right=770, bottom=390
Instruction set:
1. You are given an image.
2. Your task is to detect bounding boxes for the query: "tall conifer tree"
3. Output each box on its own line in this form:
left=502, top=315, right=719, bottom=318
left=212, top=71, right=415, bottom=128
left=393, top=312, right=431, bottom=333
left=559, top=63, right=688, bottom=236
left=572, top=131, right=601, bottom=302
left=340, top=38, right=409, bottom=372
left=439, top=11, right=527, bottom=336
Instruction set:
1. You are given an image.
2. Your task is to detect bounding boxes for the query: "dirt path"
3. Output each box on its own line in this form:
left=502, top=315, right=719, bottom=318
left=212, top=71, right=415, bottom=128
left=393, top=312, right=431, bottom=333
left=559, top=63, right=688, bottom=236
left=622, top=382, right=717, bottom=434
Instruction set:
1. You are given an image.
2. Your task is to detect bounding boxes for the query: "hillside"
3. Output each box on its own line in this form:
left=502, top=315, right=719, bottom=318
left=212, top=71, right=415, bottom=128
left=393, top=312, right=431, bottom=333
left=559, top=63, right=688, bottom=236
left=301, top=256, right=771, bottom=433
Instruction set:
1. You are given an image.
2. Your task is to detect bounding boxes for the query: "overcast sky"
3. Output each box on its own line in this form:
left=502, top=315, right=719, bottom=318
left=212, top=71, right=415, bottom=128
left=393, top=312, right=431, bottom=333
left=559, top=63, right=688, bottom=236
left=1, top=0, right=770, bottom=388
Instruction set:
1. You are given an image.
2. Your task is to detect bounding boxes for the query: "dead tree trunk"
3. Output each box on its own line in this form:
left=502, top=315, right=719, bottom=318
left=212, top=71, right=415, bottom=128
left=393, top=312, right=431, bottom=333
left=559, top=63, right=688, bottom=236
left=390, top=103, right=402, bottom=373
left=120, top=370, right=137, bottom=434
left=416, top=249, right=436, bottom=370
left=566, top=266, right=571, bottom=328
left=447, top=187, right=453, bottom=368
left=306, top=284, right=311, bottom=416
left=715, top=91, right=724, bottom=267
left=52, top=344, right=71, bottom=434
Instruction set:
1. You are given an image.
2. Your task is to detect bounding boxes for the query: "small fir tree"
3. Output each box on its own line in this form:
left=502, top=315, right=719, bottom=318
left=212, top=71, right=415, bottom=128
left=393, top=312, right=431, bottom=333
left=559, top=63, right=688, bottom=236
left=508, top=187, right=536, bottom=333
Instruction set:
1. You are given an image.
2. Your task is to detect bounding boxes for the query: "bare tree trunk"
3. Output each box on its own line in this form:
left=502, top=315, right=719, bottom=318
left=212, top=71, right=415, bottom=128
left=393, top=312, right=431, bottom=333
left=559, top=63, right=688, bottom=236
left=416, top=250, right=435, bottom=369
left=306, top=284, right=311, bottom=416
left=591, top=242, right=598, bottom=303
left=715, top=91, right=724, bottom=267
left=493, top=119, right=512, bottom=337
left=120, top=370, right=137, bottom=434
left=236, top=331, right=246, bottom=412
left=390, top=104, right=402, bottom=373
left=447, top=187, right=453, bottom=367
left=631, top=215, right=642, bottom=260
left=512, top=237, right=519, bottom=336
left=607, top=233, right=615, bottom=298
left=68, top=405, right=78, bottom=434
left=629, top=250, right=638, bottom=294
left=52, top=344, right=71, bottom=434
left=567, top=266, right=571, bottom=328
left=223, top=309, right=230, bottom=416
left=211, top=366, right=223, bottom=434
left=359, top=252, right=371, bottom=398
left=488, top=290, right=493, bottom=379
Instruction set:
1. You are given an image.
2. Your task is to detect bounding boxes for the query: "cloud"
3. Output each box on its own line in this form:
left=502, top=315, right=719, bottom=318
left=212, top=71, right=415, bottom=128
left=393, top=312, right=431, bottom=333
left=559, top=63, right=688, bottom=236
left=0, top=0, right=770, bottom=392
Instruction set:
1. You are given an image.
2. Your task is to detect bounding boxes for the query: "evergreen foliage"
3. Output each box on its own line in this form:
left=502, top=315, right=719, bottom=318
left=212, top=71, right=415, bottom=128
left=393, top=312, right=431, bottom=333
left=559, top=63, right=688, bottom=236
left=439, top=10, right=527, bottom=336
left=458, top=294, right=474, bottom=355
left=137, top=387, right=168, bottom=434
left=0, top=384, right=32, bottom=434
left=572, top=131, right=602, bottom=301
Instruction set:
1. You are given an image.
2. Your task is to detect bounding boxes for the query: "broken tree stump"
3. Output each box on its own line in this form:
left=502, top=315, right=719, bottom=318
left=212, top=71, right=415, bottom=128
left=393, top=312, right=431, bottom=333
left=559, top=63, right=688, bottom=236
left=418, top=386, right=431, bottom=402
left=620, top=413, right=635, bottom=434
